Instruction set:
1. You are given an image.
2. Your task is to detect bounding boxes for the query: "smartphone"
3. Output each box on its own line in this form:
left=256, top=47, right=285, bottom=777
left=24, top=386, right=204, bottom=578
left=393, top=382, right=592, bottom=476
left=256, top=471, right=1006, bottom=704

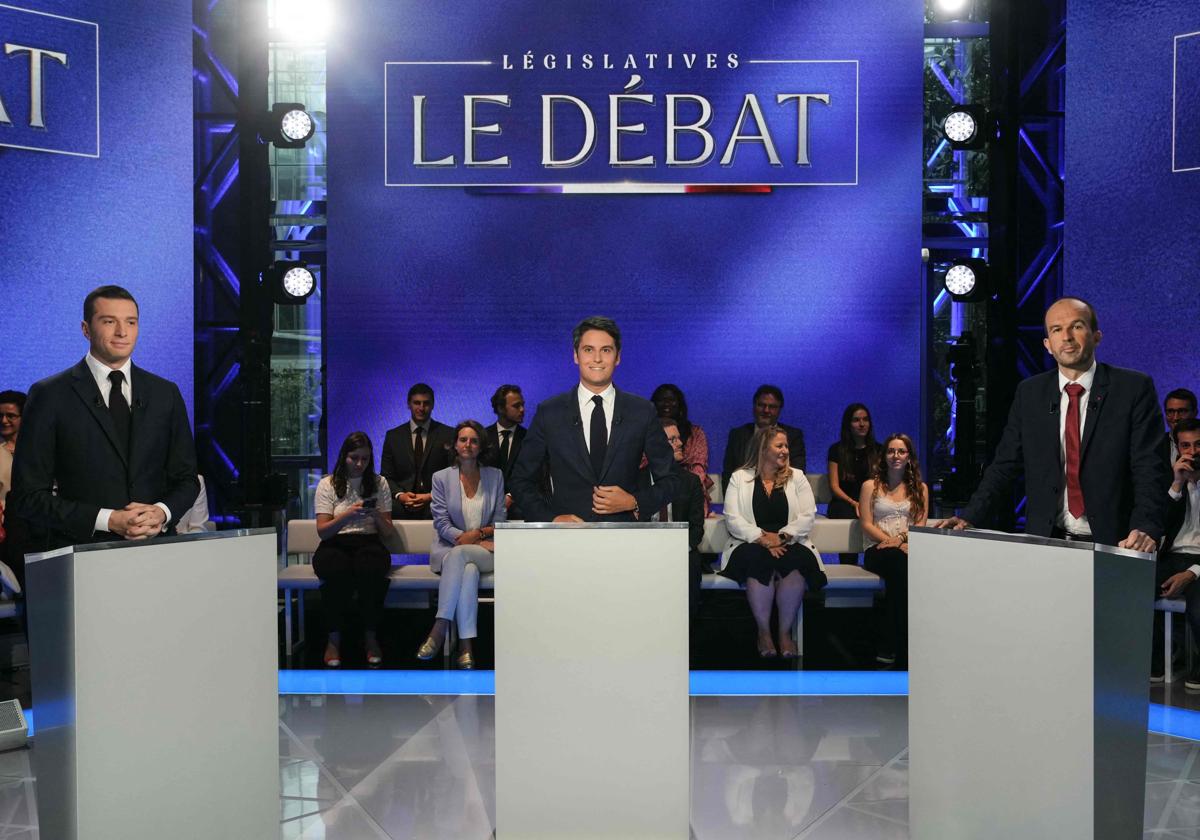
left=361, top=497, right=378, bottom=509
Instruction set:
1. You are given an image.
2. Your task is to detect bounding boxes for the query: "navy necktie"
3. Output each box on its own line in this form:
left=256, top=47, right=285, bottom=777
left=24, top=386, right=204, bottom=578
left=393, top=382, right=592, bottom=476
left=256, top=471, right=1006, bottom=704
left=589, top=394, right=607, bottom=478
left=108, top=370, right=130, bottom=453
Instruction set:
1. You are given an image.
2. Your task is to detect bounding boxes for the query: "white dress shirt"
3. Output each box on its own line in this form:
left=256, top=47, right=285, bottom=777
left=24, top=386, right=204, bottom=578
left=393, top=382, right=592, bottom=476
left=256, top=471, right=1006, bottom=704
left=85, top=353, right=171, bottom=535
left=577, top=382, right=615, bottom=453
left=1056, top=361, right=1096, bottom=536
left=1168, top=481, right=1200, bottom=577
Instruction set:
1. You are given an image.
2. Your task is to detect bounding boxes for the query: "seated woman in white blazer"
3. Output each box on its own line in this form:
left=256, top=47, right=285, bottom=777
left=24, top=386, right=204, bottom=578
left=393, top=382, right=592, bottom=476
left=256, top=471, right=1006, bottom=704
left=417, top=419, right=507, bottom=669
left=721, top=424, right=827, bottom=658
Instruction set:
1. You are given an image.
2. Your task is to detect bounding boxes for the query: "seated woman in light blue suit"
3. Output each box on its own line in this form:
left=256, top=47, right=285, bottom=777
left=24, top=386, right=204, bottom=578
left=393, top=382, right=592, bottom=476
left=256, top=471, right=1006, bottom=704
left=417, top=419, right=507, bottom=669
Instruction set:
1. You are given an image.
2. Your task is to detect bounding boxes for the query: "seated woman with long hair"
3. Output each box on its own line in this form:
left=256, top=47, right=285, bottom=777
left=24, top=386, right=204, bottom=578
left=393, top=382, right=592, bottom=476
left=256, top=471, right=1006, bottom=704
left=720, top=424, right=828, bottom=658
left=417, top=420, right=507, bottom=669
left=314, top=431, right=397, bottom=668
left=858, top=432, right=929, bottom=667
left=826, top=402, right=882, bottom=563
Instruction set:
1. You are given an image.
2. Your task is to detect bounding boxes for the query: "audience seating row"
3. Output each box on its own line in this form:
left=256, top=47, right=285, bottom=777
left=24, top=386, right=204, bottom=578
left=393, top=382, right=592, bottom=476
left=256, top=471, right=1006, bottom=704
left=278, top=473, right=882, bottom=662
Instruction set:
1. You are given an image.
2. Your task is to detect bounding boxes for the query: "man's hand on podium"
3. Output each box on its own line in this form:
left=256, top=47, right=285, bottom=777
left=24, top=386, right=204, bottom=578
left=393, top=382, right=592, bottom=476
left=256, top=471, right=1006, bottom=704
left=1118, top=529, right=1156, bottom=554
left=933, top=516, right=972, bottom=530
left=109, top=503, right=166, bottom=539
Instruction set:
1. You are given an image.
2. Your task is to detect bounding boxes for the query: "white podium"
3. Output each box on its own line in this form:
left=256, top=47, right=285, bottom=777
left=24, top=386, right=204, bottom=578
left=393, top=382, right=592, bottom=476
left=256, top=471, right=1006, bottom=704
left=25, top=529, right=279, bottom=840
left=494, top=522, right=690, bottom=839
left=908, top=527, right=1155, bottom=840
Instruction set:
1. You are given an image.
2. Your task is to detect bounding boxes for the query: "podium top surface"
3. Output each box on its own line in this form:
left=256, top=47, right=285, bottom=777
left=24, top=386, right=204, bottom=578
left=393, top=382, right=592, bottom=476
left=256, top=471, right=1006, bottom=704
left=909, top=525, right=1153, bottom=560
left=27, top=527, right=276, bottom=564
left=496, top=521, right=688, bottom=530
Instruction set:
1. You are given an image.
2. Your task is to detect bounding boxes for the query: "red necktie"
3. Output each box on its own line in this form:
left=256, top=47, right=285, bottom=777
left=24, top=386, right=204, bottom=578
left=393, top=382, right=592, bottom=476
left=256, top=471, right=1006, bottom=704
left=1064, top=382, right=1085, bottom=518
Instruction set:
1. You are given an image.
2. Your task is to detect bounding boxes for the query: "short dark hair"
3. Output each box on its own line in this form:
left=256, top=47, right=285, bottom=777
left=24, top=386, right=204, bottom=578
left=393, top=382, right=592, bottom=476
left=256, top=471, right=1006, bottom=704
left=1165, top=388, right=1198, bottom=413
left=0, top=390, right=26, bottom=412
left=1174, top=418, right=1200, bottom=440
left=659, top=416, right=680, bottom=432
left=572, top=316, right=621, bottom=352
left=84, top=285, right=138, bottom=323
left=490, top=384, right=523, bottom=416
left=1045, top=296, right=1099, bottom=334
left=407, top=383, right=434, bottom=402
left=753, top=384, right=784, bottom=406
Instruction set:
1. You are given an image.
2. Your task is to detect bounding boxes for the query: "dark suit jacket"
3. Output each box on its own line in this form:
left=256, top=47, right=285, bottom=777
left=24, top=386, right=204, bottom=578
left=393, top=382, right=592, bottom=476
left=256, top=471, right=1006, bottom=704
left=379, top=419, right=454, bottom=515
left=9, top=358, right=199, bottom=549
left=962, top=363, right=1171, bottom=547
left=722, top=422, right=807, bottom=492
left=510, top=387, right=680, bottom=522
left=639, top=467, right=704, bottom=551
left=484, top=423, right=526, bottom=478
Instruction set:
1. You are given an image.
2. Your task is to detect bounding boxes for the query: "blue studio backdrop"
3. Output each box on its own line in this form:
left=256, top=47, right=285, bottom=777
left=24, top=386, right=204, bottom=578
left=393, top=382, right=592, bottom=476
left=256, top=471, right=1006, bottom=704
left=0, top=0, right=194, bottom=415
left=1066, top=0, right=1200, bottom=397
left=327, top=0, right=923, bottom=471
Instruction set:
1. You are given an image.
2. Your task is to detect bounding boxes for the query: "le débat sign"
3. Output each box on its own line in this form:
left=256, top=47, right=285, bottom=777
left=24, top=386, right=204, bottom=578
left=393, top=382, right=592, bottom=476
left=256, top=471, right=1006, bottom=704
left=407, top=74, right=834, bottom=170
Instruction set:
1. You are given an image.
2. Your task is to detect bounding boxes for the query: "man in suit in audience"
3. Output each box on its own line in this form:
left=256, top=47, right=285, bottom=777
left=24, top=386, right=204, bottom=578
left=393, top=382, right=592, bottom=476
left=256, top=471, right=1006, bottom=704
left=722, top=384, right=807, bottom=492
left=940, top=297, right=1170, bottom=552
left=1154, top=418, right=1200, bottom=686
left=9, top=285, right=199, bottom=554
left=510, top=315, right=679, bottom=523
left=639, top=418, right=706, bottom=615
left=1164, top=388, right=1197, bottom=462
left=485, top=384, right=526, bottom=515
left=380, top=383, right=454, bottom=518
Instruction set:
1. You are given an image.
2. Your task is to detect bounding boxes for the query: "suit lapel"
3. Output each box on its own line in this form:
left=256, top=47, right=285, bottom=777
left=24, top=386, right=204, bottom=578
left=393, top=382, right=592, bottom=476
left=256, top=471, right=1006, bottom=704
left=569, top=394, right=591, bottom=475
left=1080, top=364, right=1109, bottom=459
left=598, top=391, right=627, bottom=480
left=129, top=365, right=151, bottom=472
left=70, top=360, right=129, bottom=467
left=1041, top=373, right=1063, bottom=469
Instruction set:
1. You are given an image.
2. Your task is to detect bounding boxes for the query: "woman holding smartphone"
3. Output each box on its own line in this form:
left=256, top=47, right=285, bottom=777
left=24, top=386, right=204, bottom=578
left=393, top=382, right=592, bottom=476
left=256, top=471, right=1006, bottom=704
left=314, top=431, right=396, bottom=668
left=418, top=420, right=507, bottom=669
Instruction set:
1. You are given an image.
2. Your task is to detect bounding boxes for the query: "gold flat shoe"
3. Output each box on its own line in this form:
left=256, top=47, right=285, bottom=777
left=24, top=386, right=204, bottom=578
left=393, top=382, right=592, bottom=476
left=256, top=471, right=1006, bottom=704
left=416, top=637, right=440, bottom=660
left=456, top=651, right=475, bottom=670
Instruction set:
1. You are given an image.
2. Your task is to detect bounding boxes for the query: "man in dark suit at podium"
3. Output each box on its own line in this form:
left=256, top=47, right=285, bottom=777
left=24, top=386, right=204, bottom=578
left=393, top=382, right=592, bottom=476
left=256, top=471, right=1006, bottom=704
left=379, top=383, right=454, bottom=518
left=510, top=316, right=679, bottom=523
left=940, top=297, right=1170, bottom=552
left=9, top=286, right=199, bottom=550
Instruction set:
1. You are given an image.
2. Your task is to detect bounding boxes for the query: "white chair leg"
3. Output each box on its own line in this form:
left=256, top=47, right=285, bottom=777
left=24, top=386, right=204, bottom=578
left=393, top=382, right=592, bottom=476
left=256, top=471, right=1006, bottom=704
left=1166, top=610, right=1175, bottom=685
left=284, top=588, right=294, bottom=666
left=298, top=590, right=306, bottom=649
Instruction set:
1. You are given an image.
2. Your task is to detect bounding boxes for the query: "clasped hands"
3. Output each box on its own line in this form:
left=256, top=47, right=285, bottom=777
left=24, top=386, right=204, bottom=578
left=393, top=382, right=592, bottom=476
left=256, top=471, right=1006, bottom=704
left=552, top=485, right=638, bottom=523
left=455, top=526, right=495, bottom=551
left=108, top=502, right=166, bottom=539
left=395, top=491, right=431, bottom=511
left=755, top=531, right=790, bottom=559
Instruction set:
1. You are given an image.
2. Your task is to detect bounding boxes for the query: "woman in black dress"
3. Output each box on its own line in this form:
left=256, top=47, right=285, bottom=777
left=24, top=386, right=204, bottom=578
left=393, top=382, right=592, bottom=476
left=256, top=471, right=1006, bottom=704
left=826, top=403, right=882, bottom=563
left=720, top=425, right=828, bottom=658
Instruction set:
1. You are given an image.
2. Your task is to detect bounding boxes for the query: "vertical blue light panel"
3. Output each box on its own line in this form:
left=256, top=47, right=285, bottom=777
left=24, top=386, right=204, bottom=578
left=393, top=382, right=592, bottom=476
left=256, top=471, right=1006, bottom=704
left=0, top=1, right=194, bottom=416
left=1065, top=1, right=1200, bottom=397
left=325, top=0, right=924, bottom=472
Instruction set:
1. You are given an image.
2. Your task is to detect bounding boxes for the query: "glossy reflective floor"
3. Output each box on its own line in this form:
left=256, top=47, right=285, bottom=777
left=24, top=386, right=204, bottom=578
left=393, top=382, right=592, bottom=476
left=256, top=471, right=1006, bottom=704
left=0, top=694, right=1196, bottom=837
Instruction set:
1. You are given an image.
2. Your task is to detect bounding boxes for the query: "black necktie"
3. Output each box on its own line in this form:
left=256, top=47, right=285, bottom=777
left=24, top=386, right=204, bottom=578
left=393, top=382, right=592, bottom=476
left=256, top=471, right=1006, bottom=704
left=108, top=370, right=130, bottom=453
left=499, top=429, right=512, bottom=469
left=590, top=394, right=607, bottom=478
left=413, top=426, right=425, bottom=487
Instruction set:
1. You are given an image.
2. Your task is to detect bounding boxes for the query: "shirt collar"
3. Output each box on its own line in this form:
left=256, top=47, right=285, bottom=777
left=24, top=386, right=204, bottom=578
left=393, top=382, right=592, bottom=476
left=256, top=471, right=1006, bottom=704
left=409, top=419, right=431, bottom=434
left=1058, top=360, right=1097, bottom=394
left=496, top=420, right=517, bottom=433
left=85, top=353, right=133, bottom=390
left=577, top=382, right=615, bottom=409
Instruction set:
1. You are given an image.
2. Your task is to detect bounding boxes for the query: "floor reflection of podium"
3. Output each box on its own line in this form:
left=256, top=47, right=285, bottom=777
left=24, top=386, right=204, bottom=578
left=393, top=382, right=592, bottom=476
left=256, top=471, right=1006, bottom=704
left=494, top=522, right=690, bottom=839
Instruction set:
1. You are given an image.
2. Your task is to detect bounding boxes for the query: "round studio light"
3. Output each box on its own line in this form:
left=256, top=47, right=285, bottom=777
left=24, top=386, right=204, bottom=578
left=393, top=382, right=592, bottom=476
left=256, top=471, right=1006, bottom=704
left=281, top=266, right=315, bottom=299
left=943, top=110, right=978, bottom=145
left=944, top=263, right=977, bottom=296
left=937, top=0, right=969, bottom=13
left=279, top=108, right=314, bottom=144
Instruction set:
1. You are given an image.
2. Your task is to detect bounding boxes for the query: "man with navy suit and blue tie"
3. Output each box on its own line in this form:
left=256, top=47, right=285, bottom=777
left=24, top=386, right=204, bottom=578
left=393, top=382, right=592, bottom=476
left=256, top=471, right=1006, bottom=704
left=510, top=316, right=680, bottom=523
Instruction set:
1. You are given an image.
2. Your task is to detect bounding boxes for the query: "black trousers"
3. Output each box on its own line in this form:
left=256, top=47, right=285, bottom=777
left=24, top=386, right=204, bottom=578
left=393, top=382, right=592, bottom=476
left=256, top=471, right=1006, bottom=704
left=864, top=545, right=908, bottom=658
left=1154, top=551, right=1200, bottom=662
left=312, top=533, right=391, bottom=635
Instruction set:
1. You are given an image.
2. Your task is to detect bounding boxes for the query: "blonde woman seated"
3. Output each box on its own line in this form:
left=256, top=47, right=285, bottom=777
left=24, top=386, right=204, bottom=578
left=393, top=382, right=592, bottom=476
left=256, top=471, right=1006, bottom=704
left=720, top=424, right=827, bottom=658
left=858, top=432, right=929, bottom=667
left=417, top=420, right=507, bottom=669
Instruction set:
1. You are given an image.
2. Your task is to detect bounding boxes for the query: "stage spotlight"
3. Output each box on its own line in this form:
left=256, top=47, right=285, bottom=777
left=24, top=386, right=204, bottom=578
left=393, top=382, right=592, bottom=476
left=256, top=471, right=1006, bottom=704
left=266, top=262, right=316, bottom=304
left=261, top=103, right=315, bottom=148
left=932, top=0, right=972, bottom=20
left=942, top=106, right=987, bottom=150
left=943, top=258, right=989, bottom=302
left=270, top=0, right=332, bottom=43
